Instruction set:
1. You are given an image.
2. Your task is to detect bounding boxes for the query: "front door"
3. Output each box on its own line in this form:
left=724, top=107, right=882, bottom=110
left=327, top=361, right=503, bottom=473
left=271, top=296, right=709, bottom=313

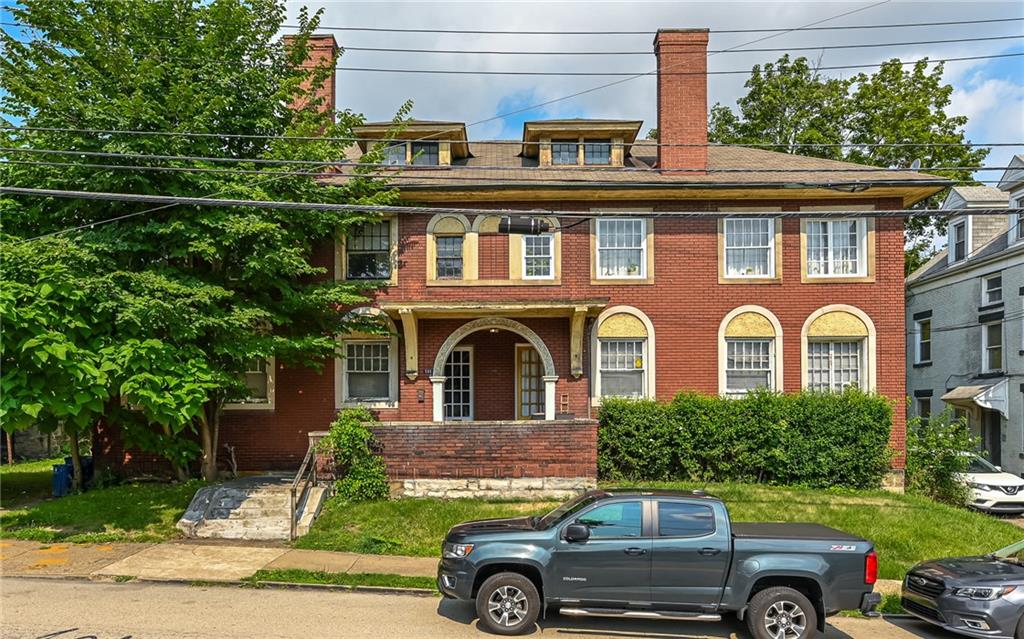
left=549, top=499, right=652, bottom=605
left=982, top=409, right=1003, bottom=465
left=443, top=347, right=473, bottom=421
left=515, top=344, right=544, bottom=420
left=650, top=499, right=732, bottom=609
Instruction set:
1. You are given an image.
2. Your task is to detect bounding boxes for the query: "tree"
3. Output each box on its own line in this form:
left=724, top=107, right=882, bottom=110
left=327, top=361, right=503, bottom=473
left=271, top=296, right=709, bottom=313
left=707, top=55, right=988, bottom=268
left=1, top=0, right=402, bottom=480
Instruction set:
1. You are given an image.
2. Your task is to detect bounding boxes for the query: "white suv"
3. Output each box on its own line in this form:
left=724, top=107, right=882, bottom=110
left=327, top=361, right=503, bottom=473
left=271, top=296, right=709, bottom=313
left=962, top=454, right=1024, bottom=515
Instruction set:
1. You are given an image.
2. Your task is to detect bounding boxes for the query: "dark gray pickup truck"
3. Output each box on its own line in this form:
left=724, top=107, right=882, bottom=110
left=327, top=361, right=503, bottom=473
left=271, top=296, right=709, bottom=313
left=438, top=489, right=880, bottom=637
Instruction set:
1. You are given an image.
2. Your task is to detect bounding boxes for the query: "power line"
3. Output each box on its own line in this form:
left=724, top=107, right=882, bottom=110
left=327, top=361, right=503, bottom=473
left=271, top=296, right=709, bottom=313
left=279, top=16, right=1024, bottom=36
left=0, top=147, right=1010, bottom=173
left=337, top=34, right=1023, bottom=56
left=330, top=52, right=1024, bottom=76
left=5, top=125, right=1020, bottom=149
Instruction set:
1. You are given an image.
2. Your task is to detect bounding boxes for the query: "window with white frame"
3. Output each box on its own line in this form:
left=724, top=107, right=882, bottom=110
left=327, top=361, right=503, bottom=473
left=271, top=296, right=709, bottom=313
left=983, top=273, right=1003, bottom=305
left=950, top=219, right=968, bottom=262
left=1016, top=206, right=1024, bottom=241
left=806, top=219, right=866, bottom=277
left=725, top=218, right=775, bottom=277
left=983, top=321, right=1003, bottom=373
left=344, top=342, right=391, bottom=401
left=435, top=235, right=464, bottom=279
left=384, top=144, right=406, bottom=166
left=522, top=234, right=554, bottom=279
left=599, top=339, right=645, bottom=398
left=228, top=357, right=274, bottom=407
left=807, top=340, right=863, bottom=392
left=552, top=141, right=578, bottom=165
left=597, top=218, right=646, bottom=279
left=346, top=220, right=392, bottom=280
left=915, top=319, right=932, bottom=364
left=725, top=339, right=774, bottom=396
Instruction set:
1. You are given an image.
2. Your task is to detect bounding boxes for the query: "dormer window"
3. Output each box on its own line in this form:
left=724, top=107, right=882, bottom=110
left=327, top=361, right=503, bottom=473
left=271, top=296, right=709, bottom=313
left=584, top=140, right=611, bottom=165
left=950, top=218, right=969, bottom=263
left=552, top=141, right=577, bottom=165
left=412, top=141, right=439, bottom=166
left=384, top=144, right=406, bottom=166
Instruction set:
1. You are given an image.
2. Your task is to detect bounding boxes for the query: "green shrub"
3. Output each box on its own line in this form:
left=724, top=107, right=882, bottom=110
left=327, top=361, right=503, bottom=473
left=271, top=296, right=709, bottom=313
left=905, top=409, right=976, bottom=505
left=318, top=408, right=390, bottom=501
left=599, top=389, right=893, bottom=489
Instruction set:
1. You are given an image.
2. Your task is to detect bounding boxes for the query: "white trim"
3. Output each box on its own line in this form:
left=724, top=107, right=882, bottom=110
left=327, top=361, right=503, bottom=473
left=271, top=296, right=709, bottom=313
left=948, top=216, right=971, bottom=264
left=717, top=305, right=784, bottom=395
left=591, top=305, right=656, bottom=402
left=982, top=272, right=1003, bottom=306
left=595, top=217, right=648, bottom=280
left=800, top=304, right=876, bottom=392
left=521, top=233, right=555, bottom=280
left=914, top=318, right=932, bottom=365
left=224, top=356, right=276, bottom=411
left=335, top=307, right=399, bottom=409
left=443, top=345, right=474, bottom=421
left=722, top=218, right=777, bottom=279
left=804, top=217, right=868, bottom=278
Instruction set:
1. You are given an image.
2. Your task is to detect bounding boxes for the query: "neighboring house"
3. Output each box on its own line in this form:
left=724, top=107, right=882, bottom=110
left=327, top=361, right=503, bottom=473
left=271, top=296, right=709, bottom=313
left=97, top=30, right=951, bottom=494
left=906, top=180, right=1024, bottom=476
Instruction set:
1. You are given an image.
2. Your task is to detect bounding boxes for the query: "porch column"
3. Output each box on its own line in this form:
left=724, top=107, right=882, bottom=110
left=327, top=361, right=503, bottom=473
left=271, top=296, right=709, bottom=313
left=430, top=375, right=446, bottom=422
left=543, top=375, right=558, bottom=420
left=398, top=308, right=418, bottom=380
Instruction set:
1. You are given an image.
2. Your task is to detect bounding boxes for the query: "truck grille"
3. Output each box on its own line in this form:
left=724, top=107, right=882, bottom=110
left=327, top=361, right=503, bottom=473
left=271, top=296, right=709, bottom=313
left=902, top=598, right=945, bottom=623
left=905, top=573, right=945, bottom=598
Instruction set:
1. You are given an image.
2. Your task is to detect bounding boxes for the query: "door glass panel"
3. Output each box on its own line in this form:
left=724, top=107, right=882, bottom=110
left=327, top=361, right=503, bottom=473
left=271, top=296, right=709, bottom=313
left=657, top=502, right=715, bottom=537
left=517, top=347, right=544, bottom=419
left=444, top=349, right=472, bottom=420
left=577, top=501, right=643, bottom=539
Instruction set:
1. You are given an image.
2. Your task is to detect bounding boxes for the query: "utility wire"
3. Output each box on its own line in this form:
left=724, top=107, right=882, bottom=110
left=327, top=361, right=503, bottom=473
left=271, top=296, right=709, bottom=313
left=336, top=34, right=1023, bottom=56
left=0, top=147, right=1010, bottom=173
left=4, top=125, right=1019, bottom=149
left=279, top=16, right=1024, bottom=35
left=329, top=52, right=1024, bottom=76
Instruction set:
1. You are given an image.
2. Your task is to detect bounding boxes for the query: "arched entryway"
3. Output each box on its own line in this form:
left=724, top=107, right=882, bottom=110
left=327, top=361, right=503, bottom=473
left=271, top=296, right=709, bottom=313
left=430, top=317, right=558, bottom=422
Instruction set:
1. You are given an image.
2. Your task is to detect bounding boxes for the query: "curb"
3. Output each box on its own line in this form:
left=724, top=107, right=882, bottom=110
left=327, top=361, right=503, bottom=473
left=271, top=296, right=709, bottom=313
left=255, top=580, right=438, bottom=597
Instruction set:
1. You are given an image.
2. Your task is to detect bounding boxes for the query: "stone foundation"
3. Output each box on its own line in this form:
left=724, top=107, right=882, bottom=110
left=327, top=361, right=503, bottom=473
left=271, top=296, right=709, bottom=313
left=882, top=469, right=905, bottom=493
left=394, top=476, right=596, bottom=499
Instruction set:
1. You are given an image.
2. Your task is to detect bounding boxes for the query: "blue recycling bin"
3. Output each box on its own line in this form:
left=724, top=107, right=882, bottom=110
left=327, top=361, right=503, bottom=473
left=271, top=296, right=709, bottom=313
left=52, top=463, right=72, bottom=497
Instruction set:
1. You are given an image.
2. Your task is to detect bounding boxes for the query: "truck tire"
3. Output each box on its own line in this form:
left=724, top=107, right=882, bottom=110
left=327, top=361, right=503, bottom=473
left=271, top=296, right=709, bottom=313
left=746, top=587, right=818, bottom=639
left=474, top=572, right=540, bottom=636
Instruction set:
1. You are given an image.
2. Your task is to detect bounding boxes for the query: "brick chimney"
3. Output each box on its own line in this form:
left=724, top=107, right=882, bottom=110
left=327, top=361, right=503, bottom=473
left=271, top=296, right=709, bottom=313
left=283, top=34, right=339, bottom=116
left=654, top=29, right=709, bottom=172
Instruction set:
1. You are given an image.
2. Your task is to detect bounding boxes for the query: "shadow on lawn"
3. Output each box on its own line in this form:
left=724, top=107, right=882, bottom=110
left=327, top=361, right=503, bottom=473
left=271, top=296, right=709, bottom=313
left=0, top=479, right=203, bottom=542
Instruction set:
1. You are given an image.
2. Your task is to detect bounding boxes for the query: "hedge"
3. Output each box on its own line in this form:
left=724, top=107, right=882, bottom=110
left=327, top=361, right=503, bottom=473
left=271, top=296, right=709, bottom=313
left=598, top=389, right=893, bottom=489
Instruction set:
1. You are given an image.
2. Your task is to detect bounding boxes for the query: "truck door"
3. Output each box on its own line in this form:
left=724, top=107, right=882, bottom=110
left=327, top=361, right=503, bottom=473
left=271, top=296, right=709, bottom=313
left=549, top=499, right=652, bottom=605
left=650, top=499, right=731, bottom=609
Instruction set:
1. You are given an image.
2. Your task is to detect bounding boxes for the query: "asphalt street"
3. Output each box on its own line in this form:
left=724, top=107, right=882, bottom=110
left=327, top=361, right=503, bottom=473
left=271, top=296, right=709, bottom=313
left=0, top=578, right=958, bottom=639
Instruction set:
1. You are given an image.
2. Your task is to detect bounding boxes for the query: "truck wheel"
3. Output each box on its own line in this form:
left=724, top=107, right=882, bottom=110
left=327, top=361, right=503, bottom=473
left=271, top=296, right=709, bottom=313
left=746, top=587, right=818, bottom=639
left=475, top=572, right=540, bottom=636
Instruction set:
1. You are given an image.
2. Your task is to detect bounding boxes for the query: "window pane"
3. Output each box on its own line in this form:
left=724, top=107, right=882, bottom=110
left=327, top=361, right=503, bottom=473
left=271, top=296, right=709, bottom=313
left=576, top=501, right=642, bottom=539
left=986, top=323, right=1003, bottom=370
left=597, top=219, right=645, bottom=277
left=918, top=320, right=931, bottom=362
left=831, top=220, right=860, bottom=275
left=600, top=339, right=644, bottom=398
left=807, top=341, right=862, bottom=392
left=552, top=141, right=577, bottom=165
left=384, top=144, right=406, bottom=166
left=347, top=221, right=392, bottom=279
left=411, top=142, right=439, bottom=166
left=436, top=236, right=464, bottom=279
left=806, top=221, right=829, bottom=275
left=985, top=276, right=1002, bottom=303
left=583, top=140, right=611, bottom=165
left=726, top=339, right=773, bottom=394
left=953, top=222, right=966, bottom=260
left=523, top=235, right=553, bottom=278
left=345, top=343, right=390, bottom=400
left=658, top=502, right=715, bottom=537
left=725, top=218, right=772, bottom=276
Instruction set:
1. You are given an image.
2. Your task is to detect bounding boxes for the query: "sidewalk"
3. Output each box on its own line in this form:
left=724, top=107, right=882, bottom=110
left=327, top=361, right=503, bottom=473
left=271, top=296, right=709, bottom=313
left=0, top=539, right=438, bottom=583
left=0, top=538, right=904, bottom=594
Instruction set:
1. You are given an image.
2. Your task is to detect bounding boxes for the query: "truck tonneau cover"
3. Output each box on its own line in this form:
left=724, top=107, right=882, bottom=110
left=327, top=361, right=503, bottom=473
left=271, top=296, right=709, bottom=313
left=731, top=522, right=864, bottom=541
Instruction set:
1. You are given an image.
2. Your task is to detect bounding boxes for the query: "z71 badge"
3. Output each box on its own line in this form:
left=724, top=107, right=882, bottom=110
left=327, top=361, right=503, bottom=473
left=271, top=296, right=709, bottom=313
left=830, top=544, right=857, bottom=551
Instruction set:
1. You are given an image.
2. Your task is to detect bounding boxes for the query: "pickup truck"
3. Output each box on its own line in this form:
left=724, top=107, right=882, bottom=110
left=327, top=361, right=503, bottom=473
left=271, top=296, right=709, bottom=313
left=438, top=489, right=880, bottom=637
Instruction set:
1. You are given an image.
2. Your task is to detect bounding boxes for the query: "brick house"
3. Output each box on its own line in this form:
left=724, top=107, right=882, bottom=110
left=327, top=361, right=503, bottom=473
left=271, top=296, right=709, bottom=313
left=98, top=29, right=949, bottom=495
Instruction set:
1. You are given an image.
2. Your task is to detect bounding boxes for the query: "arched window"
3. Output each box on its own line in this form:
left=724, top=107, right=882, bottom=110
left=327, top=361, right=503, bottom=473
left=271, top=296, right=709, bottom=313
left=336, top=307, right=399, bottom=408
left=718, top=306, right=783, bottom=396
left=801, top=305, right=876, bottom=392
left=592, top=306, right=656, bottom=400
left=426, top=213, right=473, bottom=282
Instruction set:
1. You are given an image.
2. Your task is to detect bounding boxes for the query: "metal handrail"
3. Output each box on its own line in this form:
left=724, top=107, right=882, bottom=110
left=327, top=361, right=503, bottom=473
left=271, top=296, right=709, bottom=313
left=289, top=441, right=317, bottom=540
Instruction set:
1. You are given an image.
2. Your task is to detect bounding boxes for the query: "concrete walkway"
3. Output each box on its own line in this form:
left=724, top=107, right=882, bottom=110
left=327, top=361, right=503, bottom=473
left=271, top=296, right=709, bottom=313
left=0, top=539, right=439, bottom=583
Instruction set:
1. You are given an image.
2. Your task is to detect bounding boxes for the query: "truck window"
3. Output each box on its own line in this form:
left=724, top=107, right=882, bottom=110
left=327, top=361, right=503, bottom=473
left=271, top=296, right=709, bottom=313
left=577, top=501, right=642, bottom=538
left=657, top=502, right=715, bottom=537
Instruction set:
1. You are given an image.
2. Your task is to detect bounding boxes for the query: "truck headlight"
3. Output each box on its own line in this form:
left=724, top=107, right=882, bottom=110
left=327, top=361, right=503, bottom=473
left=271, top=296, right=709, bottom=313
left=443, top=543, right=474, bottom=559
left=952, top=586, right=1015, bottom=600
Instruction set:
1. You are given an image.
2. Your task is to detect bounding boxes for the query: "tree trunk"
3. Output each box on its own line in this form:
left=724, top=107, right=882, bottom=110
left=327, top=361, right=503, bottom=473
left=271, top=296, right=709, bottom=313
left=68, top=432, right=83, bottom=492
left=198, top=400, right=222, bottom=481
left=161, top=424, right=189, bottom=482
left=5, top=431, right=12, bottom=465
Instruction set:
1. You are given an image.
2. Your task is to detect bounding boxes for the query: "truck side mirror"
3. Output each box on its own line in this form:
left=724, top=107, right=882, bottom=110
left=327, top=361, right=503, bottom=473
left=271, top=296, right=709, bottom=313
left=565, top=523, right=590, bottom=542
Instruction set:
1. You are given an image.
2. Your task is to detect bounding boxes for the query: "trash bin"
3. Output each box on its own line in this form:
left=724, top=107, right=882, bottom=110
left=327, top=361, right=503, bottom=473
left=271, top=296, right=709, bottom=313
left=52, top=464, right=72, bottom=497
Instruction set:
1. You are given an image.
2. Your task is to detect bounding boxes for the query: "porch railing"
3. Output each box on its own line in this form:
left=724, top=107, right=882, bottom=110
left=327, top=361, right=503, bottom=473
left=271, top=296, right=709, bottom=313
left=289, top=440, right=317, bottom=541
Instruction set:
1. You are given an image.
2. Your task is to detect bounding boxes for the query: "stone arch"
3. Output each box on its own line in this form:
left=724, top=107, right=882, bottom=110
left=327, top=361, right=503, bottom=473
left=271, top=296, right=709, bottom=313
left=432, top=317, right=556, bottom=378
left=718, top=305, right=784, bottom=395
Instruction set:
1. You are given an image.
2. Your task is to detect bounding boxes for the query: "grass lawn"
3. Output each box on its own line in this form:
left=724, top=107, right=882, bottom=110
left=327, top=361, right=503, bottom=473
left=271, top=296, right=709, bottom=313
left=0, top=457, right=64, bottom=508
left=0, top=480, right=201, bottom=543
left=298, top=482, right=1023, bottom=580
left=249, top=569, right=437, bottom=591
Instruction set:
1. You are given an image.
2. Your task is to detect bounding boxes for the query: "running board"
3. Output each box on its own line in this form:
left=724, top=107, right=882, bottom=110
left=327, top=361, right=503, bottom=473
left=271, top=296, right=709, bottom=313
left=559, top=607, right=721, bottom=622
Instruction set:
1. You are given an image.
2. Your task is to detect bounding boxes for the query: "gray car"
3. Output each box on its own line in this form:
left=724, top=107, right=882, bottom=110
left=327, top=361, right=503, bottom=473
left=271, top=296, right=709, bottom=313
left=902, top=539, right=1024, bottom=639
